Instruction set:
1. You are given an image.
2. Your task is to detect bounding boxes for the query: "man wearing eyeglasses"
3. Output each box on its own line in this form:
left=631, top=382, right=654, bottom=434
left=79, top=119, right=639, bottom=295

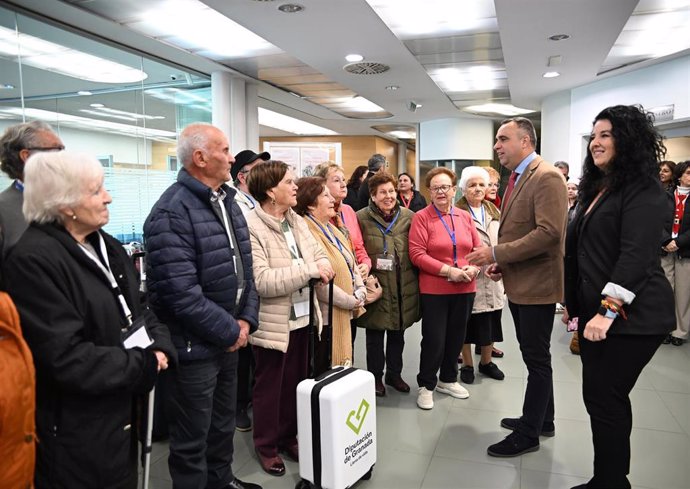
left=0, top=121, right=64, bottom=269
left=231, top=149, right=270, bottom=215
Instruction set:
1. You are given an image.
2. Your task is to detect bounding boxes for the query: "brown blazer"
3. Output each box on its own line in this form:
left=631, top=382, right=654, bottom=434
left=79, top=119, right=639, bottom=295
left=494, top=156, right=568, bottom=304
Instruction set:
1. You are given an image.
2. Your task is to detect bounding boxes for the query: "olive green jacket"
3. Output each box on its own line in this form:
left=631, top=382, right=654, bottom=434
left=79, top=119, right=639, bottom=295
left=355, top=204, right=420, bottom=331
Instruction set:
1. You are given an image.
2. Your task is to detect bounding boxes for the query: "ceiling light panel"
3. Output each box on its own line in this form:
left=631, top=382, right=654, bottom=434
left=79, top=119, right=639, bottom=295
left=365, top=0, right=497, bottom=39
left=258, top=108, right=336, bottom=135
left=601, top=2, right=690, bottom=73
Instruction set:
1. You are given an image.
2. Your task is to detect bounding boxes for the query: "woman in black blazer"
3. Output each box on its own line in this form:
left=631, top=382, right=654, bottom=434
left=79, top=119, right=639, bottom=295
left=565, top=105, right=675, bottom=489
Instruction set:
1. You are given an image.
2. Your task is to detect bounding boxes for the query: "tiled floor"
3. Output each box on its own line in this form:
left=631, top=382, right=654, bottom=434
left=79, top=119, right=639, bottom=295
left=142, top=308, right=690, bottom=489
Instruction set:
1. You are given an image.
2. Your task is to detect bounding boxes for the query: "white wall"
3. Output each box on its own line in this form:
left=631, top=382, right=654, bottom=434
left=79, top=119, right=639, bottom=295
left=541, top=54, right=690, bottom=180
left=419, top=118, right=494, bottom=161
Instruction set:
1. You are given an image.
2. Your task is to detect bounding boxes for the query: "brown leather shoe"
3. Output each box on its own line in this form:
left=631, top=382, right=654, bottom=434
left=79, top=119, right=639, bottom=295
left=385, top=374, right=410, bottom=393
left=374, top=377, right=386, bottom=397
left=255, top=448, right=285, bottom=476
left=280, top=442, right=299, bottom=462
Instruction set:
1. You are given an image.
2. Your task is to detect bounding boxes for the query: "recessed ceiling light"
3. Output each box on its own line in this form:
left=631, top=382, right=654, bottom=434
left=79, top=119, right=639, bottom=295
left=543, top=71, right=561, bottom=78
left=258, top=108, right=336, bottom=135
left=77, top=90, right=93, bottom=96
left=1, top=84, right=14, bottom=90
left=278, top=3, right=304, bottom=13
left=345, top=54, right=364, bottom=63
left=464, top=103, right=535, bottom=116
left=90, top=103, right=105, bottom=108
left=548, top=34, right=570, bottom=41
left=385, top=85, right=399, bottom=90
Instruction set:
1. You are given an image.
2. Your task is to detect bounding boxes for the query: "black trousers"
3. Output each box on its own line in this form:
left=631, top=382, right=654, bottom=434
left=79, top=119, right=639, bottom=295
left=417, top=293, right=474, bottom=390
left=167, top=352, right=238, bottom=489
left=509, top=301, right=555, bottom=439
left=365, top=328, right=405, bottom=378
left=236, top=345, right=254, bottom=410
left=579, top=331, right=664, bottom=489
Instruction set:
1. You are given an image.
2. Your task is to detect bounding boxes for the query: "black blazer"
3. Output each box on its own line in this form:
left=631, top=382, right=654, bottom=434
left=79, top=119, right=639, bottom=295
left=564, top=178, right=675, bottom=336
left=661, top=186, right=690, bottom=258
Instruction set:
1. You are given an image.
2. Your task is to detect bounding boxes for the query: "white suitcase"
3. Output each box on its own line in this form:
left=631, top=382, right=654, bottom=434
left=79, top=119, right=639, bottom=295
left=296, top=366, right=376, bottom=489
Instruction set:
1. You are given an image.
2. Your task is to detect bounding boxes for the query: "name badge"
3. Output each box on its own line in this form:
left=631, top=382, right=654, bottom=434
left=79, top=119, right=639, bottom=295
left=292, top=288, right=309, bottom=318
left=375, top=253, right=394, bottom=272
left=123, top=316, right=154, bottom=349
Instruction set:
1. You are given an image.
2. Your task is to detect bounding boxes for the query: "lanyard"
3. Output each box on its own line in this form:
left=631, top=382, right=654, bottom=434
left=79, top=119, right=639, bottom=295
left=14, top=179, right=24, bottom=192
left=372, top=209, right=399, bottom=254
left=400, top=193, right=412, bottom=209
left=215, top=191, right=238, bottom=272
left=309, top=215, right=355, bottom=283
left=241, top=191, right=256, bottom=209
left=468, top=204, right=485, bottom=228
left=433, top=204, right=458, bottom=266
left=78, top=232, right=133, bottom=326
left=281, top=219, right=301, bottom=260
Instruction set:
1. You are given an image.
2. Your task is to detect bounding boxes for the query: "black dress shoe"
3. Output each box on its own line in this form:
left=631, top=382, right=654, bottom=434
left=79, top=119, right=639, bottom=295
left=478, top=361, right=505, bottom=380
left=254, top=448, right=285, bottom=476
left=374, top=378, right=386, bottom=397
left=487, top=431, right=539, bottom=457
left=500, top=417, right=555, bottom=437
left=491, top=347, right=504, bottom=358
left=663, top=334, right=672, bottom=344
left=385, top=374, right=410, bottom=393
left=236, top=406, right=252, bottom=432
left=671, top=336, right=684, bottom=346
left=227, top=478, right=263, bottom=489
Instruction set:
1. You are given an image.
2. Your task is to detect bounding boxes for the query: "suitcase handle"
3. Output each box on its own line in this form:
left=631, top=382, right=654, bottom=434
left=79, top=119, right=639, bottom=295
left=308, top=278, right=334, bottom=379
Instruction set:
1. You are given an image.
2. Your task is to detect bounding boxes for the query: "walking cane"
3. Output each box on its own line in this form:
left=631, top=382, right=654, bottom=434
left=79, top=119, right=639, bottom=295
left=142, top=387, right=155, bottom=489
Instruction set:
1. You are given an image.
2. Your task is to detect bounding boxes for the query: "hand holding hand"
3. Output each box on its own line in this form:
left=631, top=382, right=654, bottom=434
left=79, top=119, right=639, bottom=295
left=357, top=263, right=370, bottom=277
left=664, top=240, right=679, bottom=252
left=461, top=265, right=480, bottom=281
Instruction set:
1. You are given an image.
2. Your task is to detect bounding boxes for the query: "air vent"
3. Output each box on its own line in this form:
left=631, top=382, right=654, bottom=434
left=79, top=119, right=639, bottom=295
left=344, top=62, right=390, bottom=75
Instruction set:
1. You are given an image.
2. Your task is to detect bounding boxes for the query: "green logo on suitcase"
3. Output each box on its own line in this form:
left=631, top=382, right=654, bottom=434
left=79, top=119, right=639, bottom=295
left=345, top=398, right=370, bottom=435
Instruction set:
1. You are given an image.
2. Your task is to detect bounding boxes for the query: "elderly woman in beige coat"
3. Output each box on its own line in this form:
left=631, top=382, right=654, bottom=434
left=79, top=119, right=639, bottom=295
left=245, top=161, right=334, bottom=477
left=456, top=166, right=506, bottom=383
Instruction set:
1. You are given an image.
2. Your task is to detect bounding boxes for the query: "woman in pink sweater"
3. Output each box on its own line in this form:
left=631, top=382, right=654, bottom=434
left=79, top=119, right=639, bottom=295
left=408, top=167, right=482, bottom=410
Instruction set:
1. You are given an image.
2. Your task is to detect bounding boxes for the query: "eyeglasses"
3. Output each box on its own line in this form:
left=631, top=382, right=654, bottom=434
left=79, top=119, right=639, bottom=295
left=429, top=185, right=453, bottom=194
left=488, top=182, right=500, bottom=188
left=24, top=145, right=65, bottom=152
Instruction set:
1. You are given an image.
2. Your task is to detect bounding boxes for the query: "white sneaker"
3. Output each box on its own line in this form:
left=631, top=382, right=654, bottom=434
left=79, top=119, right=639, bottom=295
left=417, top=387, right=434, bottom=410
left=436, top=381, right=470, bottom=399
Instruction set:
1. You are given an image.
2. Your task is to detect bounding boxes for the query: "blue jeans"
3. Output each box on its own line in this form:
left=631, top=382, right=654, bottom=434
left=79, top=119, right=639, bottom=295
left=167, top=351, right=238, bottom=489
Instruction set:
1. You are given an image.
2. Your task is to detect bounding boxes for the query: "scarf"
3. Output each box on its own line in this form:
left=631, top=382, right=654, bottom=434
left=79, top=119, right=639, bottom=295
left=673, top=187, right=689, bottom=237
left=305, top=217, right=356, bottom=367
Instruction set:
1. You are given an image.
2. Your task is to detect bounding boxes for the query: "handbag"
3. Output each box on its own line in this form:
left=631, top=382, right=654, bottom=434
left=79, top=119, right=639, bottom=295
left=364, top=274, right=382, bottom=305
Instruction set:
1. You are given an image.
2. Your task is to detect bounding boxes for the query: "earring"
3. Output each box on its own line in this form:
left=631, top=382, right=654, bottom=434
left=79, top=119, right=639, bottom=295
left=71, top=214, right=77, bottom=221
left=271, top=197, right=276, bottom=206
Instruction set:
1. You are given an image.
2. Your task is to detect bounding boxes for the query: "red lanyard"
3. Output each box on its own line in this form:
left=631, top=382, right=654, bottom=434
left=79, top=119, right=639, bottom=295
left=673, top=190, right=687, bottom=236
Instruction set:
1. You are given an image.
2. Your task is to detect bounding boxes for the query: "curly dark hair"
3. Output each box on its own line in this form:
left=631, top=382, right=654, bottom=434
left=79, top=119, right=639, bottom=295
left=347, top=165, right=368, bottom=189
left=579, top=105, right=666, bottom=206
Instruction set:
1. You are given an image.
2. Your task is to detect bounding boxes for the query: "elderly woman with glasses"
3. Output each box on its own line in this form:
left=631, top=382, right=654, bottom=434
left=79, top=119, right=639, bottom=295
left=3, top=151, right=175, bottom=489
left=409, top=167, right=482, bottom=409
left=356, top=172, right=420, bottom=397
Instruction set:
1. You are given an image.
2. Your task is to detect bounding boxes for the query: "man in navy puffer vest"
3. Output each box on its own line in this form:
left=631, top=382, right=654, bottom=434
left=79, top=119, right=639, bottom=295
left=144, top=123, right=261, bottom=489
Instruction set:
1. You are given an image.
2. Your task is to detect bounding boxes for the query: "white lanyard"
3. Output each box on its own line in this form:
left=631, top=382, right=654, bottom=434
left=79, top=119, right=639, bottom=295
left=78, top=232, right=133, bottom=326
left=216, top=191, right=238, bottom=272
left=282, top=219, right=301, bottom=262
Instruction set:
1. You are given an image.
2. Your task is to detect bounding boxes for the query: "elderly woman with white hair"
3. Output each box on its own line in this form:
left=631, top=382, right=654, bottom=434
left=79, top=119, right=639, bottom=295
left=456, top=166, right=506, bottom=384
left=2, top=151, right=175, bottom=489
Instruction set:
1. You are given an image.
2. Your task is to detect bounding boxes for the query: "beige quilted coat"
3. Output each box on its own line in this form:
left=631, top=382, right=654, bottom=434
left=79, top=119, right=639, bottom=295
left=246, top=205, right=327, bottom=352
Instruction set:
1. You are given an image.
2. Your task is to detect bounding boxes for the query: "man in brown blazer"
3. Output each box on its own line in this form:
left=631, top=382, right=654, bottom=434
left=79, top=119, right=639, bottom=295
left=467, top=117, right=567, bottom=457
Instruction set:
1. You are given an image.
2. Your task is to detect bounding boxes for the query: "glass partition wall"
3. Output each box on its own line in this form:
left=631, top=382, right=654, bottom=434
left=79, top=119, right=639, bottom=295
left=0, top=6, right=211, bottom=242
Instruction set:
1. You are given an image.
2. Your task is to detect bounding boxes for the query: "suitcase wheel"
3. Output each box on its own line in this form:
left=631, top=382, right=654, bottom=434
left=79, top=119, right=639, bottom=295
left=295, top=479, right=315, bottom=489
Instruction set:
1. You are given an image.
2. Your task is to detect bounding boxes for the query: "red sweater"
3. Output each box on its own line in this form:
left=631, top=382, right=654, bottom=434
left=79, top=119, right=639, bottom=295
left=409, top=204, right=481, bottom=295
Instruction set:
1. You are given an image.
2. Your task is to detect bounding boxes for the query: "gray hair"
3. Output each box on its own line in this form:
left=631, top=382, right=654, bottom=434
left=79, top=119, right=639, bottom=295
left=0, top=121, right=58, bottom=180
left=500, top=117, right=537, bottom=148
left=23, top=151, right=104, bottom=224
left=368, top=153, right=386, bottom=172
left=177, top=122, right=214, bottom=168
left=554, top=161, right=569, bottom=172
left=459, top=166, right=490, bottom=191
